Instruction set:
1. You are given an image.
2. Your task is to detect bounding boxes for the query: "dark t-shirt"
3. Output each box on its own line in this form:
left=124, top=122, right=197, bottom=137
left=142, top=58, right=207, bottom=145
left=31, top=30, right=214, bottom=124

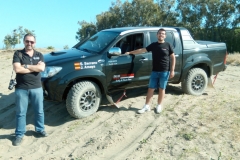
left=146, top=42, right=174, bottom=72
left=12, top=49, right=44, bottom=89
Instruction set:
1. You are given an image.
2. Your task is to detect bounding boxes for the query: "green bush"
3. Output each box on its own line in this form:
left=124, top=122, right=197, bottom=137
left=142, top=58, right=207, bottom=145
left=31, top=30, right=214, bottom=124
left=63, top=45, right=69, bottom=49
left=47, top=46, right=54, bottom=50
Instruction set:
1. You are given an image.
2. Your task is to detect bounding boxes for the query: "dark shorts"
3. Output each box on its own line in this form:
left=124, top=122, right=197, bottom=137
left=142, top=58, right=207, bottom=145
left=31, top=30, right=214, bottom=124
left=148, top=71, right=170, bottom=89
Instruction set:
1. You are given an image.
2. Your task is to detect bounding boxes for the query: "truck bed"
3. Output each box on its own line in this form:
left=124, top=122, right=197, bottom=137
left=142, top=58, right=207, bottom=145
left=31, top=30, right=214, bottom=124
left=195, top=40, right=226, bottom=48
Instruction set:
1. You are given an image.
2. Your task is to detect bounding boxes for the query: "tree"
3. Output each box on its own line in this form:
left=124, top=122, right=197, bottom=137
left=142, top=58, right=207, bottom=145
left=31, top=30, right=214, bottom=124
left=96, top=0, right=163, bottom=28
left=3, top=35, right=13, bottom=49
left=75, top=0, right=240, bottom=52
left=156, top=0, right=178, bottom=26
left=63, top=45, right=69, bottom=50
left=125, top=0, right=160, bottom=26
left=3, top=26, right=35, bottom=49
left=176, top=0, right=240, bottom=52
left=75, top=21, right=97, bottom=42
left=76, top=0, right=171, bottom=40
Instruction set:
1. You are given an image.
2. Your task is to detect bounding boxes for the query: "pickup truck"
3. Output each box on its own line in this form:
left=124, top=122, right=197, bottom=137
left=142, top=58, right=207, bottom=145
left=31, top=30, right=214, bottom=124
left=41, top=27, right=227, bottom=118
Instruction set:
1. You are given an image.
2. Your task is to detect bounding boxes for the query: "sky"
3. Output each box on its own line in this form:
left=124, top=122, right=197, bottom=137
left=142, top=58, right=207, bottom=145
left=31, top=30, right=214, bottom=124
left=0, top=0, right=123, bottom=50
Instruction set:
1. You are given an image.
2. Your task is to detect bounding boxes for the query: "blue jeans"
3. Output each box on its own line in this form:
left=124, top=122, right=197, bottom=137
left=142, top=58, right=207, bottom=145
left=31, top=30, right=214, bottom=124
left=148, top=71, right=170, bottom=89
left=15, top=88, right=45, bottom=138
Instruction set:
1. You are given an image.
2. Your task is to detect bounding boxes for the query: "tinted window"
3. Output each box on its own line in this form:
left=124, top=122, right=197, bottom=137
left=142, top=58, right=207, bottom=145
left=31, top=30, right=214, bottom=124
left=149, top=32, right=175, bottom=48
left=77, top=31, right=119, bottom=53
left=114, top=33, right=144, bottom=54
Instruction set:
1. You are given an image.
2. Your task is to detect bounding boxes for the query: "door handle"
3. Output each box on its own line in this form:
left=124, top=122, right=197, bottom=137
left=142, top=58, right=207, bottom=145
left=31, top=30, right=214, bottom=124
left=98, top=59, right=105, bottom=63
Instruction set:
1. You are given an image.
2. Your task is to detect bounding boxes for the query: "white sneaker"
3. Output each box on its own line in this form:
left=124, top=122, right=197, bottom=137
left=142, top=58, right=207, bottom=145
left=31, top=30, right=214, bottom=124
left=137, top=105, right=150, bottom=114
left=156, top=105, right=162, bottom=114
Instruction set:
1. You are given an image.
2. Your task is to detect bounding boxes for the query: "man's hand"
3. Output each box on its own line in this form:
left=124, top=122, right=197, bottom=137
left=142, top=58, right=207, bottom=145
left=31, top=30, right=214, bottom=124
left=26, top=61, right=45, bottom=72
left=170, top=53, right=175, bottom=79
left=125, top=48, right=146, bottom=55
left=38, top=61, right=43, bottom=65
left=14, top=63, right=32, bottom=74
left=169, top=71, right=175, bottom=79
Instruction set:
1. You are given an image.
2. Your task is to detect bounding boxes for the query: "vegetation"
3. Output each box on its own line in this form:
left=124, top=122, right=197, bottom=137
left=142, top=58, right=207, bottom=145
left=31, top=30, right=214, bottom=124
left=76, top=0, right=240, bottom=52
left=2, top=0, right=239, bottom=52
left=47, top=46, right=54, bottom=50
left=3, top=26, right=35, bottom=49
left=63, top=45, right=69, bottom=50
left=75, top=21, right=97, bottom=42
left=227, top=52, right=240, bottom=66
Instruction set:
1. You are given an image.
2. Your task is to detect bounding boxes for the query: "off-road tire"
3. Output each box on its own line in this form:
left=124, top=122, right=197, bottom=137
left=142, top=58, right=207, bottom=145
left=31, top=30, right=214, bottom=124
left=181, top=68, right=207, bottom=96
left=66, top=81, right=101, bottom=118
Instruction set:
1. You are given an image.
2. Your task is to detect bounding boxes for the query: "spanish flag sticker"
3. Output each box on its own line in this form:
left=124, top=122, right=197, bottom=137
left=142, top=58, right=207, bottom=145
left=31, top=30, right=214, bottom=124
left=74, top=62, right=81, bottom=70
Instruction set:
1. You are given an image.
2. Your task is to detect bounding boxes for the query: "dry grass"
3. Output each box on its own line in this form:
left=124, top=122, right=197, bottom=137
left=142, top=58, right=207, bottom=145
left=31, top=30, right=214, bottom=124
left=0, top=48, right=55, bottom=54
left=227, top=52, right=240, bottom=66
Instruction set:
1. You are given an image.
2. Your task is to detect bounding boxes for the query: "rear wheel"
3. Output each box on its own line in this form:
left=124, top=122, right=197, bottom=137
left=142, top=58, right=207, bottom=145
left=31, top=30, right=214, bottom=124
left=181, top=68, right=207, bottom=96
left=66, top=81, right=101, bottom=118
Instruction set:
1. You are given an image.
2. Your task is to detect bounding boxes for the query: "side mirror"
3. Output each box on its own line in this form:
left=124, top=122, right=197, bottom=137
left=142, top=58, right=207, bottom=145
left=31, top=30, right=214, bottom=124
left=108, top=47, right=121, bottom=56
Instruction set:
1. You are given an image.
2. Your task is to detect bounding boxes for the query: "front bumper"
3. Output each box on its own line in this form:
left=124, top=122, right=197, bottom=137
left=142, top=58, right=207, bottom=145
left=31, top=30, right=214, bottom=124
left=41, top=80, right=66, bottom=102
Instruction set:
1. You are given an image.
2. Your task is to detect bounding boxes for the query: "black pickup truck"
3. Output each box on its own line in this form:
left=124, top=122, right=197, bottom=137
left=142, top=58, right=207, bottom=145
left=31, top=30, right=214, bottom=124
left=41, top=27, right=227, bottom=118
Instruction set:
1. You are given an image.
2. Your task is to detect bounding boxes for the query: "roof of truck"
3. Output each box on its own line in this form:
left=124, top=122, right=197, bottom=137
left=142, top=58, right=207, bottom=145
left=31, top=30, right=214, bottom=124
left=102, top=27, right=187, bottom=35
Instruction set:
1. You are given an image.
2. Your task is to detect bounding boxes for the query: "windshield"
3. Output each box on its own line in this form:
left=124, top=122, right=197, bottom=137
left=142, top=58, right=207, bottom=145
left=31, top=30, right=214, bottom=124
left=77, top=31, right=119, bottom=53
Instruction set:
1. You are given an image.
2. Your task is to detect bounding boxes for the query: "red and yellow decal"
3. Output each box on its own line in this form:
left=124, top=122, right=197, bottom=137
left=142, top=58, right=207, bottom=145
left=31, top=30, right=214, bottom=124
left=74, top=62, right=81, bottom=70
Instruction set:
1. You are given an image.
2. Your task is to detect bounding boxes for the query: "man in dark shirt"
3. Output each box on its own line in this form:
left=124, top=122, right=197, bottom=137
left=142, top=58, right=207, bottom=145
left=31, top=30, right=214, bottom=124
left=125, top=28, right=176, bottom=114
left=12, top=33, right=47, bottom=146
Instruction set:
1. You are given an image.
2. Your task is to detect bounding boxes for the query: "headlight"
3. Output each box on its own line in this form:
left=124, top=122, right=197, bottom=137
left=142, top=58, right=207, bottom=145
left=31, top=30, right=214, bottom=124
left=41, top=66, right=62, bottom=78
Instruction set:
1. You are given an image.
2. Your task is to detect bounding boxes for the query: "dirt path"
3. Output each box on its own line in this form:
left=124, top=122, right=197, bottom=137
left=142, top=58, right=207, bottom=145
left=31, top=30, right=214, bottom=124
left=0, top=50, right=239, bottom=159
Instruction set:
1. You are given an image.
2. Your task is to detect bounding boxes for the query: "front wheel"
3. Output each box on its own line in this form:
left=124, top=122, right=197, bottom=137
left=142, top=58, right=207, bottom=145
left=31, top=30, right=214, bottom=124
left=66, top=81, right=101, bottom=118
left=181, top=68, right=208, bottom=96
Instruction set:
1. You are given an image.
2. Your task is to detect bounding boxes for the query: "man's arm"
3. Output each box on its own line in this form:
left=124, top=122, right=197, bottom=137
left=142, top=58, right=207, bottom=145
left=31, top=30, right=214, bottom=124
left=169, top=53, right=176, bottom=78
left=26, top=61, right=45, bottom=72
left=125, top=48, right=147, bottom=55
left=13, top=62, right=32, bottom=74
left=14, top=61, right=45, bottom=74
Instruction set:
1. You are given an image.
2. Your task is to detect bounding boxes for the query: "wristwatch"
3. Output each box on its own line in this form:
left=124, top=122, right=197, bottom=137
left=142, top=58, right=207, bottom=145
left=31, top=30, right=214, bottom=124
left=24, top=64, right=28, bottom=69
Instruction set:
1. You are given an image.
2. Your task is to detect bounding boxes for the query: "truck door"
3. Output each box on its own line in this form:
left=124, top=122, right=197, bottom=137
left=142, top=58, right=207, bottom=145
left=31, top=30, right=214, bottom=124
left=148, top=30, right=182, bottom=82
left=105, top=33, right=151, bottom=92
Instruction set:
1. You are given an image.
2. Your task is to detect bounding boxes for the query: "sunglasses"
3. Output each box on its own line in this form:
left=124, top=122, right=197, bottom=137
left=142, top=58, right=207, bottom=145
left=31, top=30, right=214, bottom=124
left=25, top=40, right=35, bottom=44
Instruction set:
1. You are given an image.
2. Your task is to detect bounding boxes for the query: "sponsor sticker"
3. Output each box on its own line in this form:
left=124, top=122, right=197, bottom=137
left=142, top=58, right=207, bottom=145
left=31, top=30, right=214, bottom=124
left=108, top=60, right=118, bottom=65
left=74, top=61, right=98, bottom=70
left=113, top=73, right=134, bottom=82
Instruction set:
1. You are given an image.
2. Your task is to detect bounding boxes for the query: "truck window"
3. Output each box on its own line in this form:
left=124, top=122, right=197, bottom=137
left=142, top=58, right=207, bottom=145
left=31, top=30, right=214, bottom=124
left=77, top=31, right=119, bottom=53
left=149, top=32, right=175, bottom=48
left=114, top=33, right=144, bottom=54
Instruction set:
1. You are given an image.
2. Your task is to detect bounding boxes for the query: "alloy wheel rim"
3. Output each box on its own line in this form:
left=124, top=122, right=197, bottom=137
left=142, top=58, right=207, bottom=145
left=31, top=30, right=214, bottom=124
left=191, top=75, right=205, bottom=91
left=79, top=91, right=97, bottom=112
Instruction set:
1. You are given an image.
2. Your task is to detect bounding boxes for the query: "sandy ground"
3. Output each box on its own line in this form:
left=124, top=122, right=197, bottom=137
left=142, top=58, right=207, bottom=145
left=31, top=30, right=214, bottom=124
left=0, top=50, right=240, bottom=160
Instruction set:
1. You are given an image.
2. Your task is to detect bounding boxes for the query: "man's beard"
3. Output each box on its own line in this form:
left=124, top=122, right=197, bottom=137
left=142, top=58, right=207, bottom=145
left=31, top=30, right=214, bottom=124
left=158, top=37, right=164, bottom=41
left=25, top=46, right=33, bottom=51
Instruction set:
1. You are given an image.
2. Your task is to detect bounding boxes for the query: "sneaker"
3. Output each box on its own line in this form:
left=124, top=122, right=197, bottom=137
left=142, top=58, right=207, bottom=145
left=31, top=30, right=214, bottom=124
left=13, top=137, right=23, bottom=146
left=156, top=105, right=162, bottom=114
left=137, top=105, right=150, bottom=114
left=37, top=131, right=48, bottom=137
